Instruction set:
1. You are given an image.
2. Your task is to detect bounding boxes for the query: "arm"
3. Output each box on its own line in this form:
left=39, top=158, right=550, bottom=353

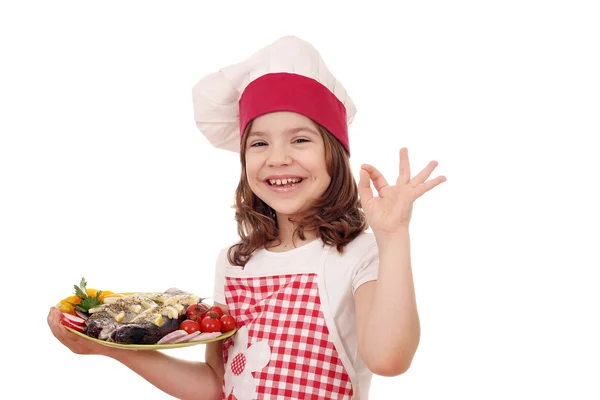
left=108, top=345, right=222, bottom=400
left=111, top=302, right=230, bottom=399
left=356, top=147, right=445, bottom=376
left=354, top=229, right=420, bottom=377
left=47, top=302, right=230, bottom=400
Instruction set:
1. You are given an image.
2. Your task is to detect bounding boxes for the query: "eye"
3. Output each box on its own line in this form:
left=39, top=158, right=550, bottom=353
left=250, top=141, right=267, bottom=147
left=293, top=138, right=310, bottom=144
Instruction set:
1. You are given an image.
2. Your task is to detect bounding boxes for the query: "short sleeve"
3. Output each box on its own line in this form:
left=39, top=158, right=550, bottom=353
left=213, top=248, right=228, bottom=305
left=352, top=241, right=379, bottom=294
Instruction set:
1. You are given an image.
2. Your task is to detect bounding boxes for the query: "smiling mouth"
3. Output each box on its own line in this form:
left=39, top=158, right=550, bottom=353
left=266, top=177, right=304, bottom=187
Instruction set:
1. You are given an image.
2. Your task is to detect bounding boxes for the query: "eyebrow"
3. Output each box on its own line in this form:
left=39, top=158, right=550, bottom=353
left=248, top=126, right=319, bottom=138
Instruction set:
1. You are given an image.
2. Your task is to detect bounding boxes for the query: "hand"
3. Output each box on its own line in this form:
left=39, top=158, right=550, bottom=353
left=358, top=147, right=446, bottom=234
left=47, top=307, right=112, bottom=356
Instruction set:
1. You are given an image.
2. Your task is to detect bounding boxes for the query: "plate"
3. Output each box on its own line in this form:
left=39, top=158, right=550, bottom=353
left=64, top=326, right=236, bottom=350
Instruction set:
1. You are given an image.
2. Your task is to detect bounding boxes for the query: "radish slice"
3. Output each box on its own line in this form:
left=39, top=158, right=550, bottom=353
left=61, top=317, right=86, bottom=333
left=75, top=309, right=89, bottom=321
left=187, top=332, right=222, bottom=342
left=157, top=330, right=188, bottom=345
left=172, top=331, right=200, bottom=344
left=62, top=312, right=86, bottom=327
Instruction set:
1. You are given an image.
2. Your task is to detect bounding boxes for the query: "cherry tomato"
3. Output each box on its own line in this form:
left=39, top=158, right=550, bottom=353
left=220, top=315, right=236, bottom=332
left=204, top=310, right=219, bottom=320
left=200, top=316, right=221, bottom=333
left=208, top=306, right=224, bottom=318
left=186, top=303, right=210, bottom=319
left=180, top=320, right=201, bottom=334
left=188, top=314, right=204, bottom=323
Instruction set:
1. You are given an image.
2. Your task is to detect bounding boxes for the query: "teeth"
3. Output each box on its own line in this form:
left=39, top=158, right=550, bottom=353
left=269, top=178, right=302, bottom=186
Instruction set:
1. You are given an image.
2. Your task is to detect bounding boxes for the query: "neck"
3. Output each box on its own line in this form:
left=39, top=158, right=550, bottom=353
left=274, top=212, right=317, bottom=248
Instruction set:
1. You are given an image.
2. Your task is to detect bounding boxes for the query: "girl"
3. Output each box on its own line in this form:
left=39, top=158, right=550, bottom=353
left=47, top=36, right=446, bottom=400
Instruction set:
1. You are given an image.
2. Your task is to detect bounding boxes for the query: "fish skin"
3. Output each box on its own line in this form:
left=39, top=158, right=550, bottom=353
left=113, top=315, right=185, bottom=344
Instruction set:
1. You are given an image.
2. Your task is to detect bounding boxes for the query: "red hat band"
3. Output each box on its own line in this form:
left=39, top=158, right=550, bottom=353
left=239, top=73, right=350, bottom=154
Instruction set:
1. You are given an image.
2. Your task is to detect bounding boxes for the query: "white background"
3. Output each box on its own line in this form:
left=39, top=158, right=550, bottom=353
left=1, top=1, right=599, bottom=399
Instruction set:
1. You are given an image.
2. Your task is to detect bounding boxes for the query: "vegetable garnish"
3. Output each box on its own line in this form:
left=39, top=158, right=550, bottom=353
left=72, top=277, right=103, bottom=313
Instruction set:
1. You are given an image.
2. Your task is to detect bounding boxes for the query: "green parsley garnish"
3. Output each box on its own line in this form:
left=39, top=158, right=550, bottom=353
left=73, top=277, right=103, bottom=313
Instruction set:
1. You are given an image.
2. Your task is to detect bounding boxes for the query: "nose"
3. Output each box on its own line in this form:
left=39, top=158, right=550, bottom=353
left=266, top=144, right=292, bottom=167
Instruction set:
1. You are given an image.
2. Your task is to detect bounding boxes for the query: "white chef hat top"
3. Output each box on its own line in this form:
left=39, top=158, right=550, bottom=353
left=192, top=36, right=357, bottom=155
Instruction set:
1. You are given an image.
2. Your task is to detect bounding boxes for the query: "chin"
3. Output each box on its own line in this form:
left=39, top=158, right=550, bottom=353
left=263, top=200, right=307, bottom=218
left=272, top=205, right=304, bottom=218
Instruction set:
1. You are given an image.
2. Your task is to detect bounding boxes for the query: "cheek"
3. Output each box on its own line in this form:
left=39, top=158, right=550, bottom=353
left=246, top=171, right=259, bottom=186
left=318, top=175, right=332, bottom=188
left=313, top=158, right=331, bottom=182
left=244, top=161, right=261, bottom=186
left=311, top=167, right=331, bottom=188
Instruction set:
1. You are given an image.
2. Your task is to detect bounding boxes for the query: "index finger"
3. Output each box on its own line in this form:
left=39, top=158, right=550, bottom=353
left=399, top=148, right=411, bottom=184
left=361, top=164, right=389, bottom=192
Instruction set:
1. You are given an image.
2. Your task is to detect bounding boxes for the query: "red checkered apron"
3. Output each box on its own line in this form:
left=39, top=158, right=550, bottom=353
left=222, top=250, right=354, bottom=399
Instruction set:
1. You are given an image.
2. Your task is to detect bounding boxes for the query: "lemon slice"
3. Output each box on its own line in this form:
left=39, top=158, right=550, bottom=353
left=108, top=310, right=125, bottom=323
left=152, top=314, right=163, bottom=326
left=160, top=306, right=180, bottom=319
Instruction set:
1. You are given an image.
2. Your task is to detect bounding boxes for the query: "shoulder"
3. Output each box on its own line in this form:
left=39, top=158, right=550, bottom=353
left=350, top=231, right=377, bottom=248
left=215, top=242, right=241, bottom=269
left=322, top=232, right=379, bottom=294
left=343, top=231, right=378, bottom=257
left=329, top=231, right=378, bottom=262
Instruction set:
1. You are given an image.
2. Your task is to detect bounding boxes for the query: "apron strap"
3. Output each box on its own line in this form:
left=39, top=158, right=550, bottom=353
left=317, top=245, right=361, bottom=399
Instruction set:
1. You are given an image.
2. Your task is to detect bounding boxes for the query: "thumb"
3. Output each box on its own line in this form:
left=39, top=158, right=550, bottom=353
left=358, top=169, right=373, bottom=206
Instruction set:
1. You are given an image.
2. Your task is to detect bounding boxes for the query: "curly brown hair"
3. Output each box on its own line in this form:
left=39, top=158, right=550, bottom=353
left=227, top=119, right=368, bottom=267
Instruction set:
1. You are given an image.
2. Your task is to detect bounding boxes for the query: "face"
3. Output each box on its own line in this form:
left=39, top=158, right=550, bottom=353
left=244, top=111, right=331, bottom=218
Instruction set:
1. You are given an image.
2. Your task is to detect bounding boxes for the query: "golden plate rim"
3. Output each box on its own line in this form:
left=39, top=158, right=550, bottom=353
left=64, top=325, right=236, bottom=350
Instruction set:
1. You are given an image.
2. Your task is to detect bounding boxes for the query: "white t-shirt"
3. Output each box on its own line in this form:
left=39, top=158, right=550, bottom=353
left=213, top=232, right=380, bottom=399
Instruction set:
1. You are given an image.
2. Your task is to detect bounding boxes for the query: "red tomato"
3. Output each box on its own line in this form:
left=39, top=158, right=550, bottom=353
left=220, top=315, right=236, bottom=332
left=200, top=316, right=221, bottom=333
left=208, top=306, right=224, bottom=318
left=188, top=314, right=204, bottom=323
left=185, top=303, right=209, bottom=319
left=180, top=320, right=201, bottom=334
left=204, top=310, right=219, bottom=320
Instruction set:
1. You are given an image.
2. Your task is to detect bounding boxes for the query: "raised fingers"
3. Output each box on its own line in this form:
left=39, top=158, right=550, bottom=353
left=398, top=148, right=411, bottom=184
left=414, top=175, right=447, bottom=198
left=410, top=160, right=439, bottom=186
left=360, top=164, right=389, bottom=192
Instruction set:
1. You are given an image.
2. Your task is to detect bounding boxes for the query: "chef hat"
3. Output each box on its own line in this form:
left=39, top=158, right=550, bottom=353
left=192, top=36, right=357, bottom=155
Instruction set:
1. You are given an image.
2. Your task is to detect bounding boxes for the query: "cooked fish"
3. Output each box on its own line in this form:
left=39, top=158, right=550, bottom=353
left=85, top=288, right=198, bottom=344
